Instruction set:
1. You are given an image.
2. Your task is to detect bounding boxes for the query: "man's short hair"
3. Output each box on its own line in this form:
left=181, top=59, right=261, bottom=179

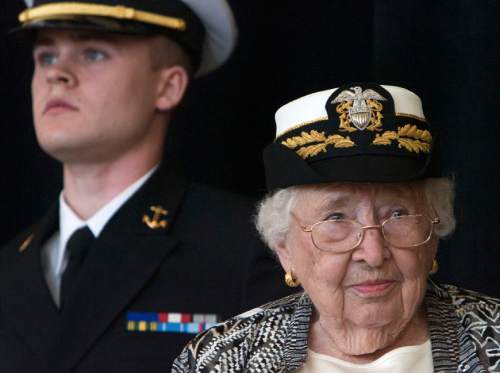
left=149, top=35, right=194, bottom=77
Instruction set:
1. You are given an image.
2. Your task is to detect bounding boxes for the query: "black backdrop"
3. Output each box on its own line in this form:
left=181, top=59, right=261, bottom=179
left=1, top=1, right=499, bottom=296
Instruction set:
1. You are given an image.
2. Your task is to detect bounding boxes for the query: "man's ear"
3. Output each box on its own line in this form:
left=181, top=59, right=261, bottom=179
left=155, top=65, right=189, bottom=111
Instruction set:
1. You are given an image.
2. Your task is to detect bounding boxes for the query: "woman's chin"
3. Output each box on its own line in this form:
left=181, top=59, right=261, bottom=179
left=345, top=303, right=402, bottom=329
left=335, top=329, right=396, bottom=359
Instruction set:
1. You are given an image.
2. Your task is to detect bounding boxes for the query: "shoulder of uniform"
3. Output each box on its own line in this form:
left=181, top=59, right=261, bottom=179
left=1, top=226, right=36, bottom=254
left=182, top=183, right=264, bottom=232
left=188, top=182, right=262, bottom=208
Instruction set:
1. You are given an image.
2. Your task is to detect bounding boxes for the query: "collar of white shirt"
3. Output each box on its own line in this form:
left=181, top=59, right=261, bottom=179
left=55, top=164, right=159, bottom=276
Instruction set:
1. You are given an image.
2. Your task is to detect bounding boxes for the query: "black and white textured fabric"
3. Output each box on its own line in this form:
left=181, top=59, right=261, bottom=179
left=172, top=281, right=500, bottom=373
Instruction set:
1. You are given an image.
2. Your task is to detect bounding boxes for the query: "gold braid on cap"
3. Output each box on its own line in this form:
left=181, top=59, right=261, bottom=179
left=19, top=2, right=186, bottom=31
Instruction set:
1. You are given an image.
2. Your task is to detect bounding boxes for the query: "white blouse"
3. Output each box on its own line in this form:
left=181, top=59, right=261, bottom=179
left=296, top=339, right=433, bottom=373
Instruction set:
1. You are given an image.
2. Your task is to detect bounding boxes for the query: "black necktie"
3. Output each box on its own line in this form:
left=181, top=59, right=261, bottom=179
left=60, top=226, right=95, bottom=309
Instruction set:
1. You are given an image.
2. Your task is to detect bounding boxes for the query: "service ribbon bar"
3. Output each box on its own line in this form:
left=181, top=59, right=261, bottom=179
left=127, top=312, right=219, bottom=334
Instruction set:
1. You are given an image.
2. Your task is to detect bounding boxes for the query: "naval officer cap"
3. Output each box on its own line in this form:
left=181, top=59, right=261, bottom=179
left=264, top=83, right=441, bottom=190
left=15, top=0, right=238, bottom=76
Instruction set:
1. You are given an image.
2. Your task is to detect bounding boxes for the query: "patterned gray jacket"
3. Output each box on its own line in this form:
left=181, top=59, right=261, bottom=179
left=172, top=281, right=500, bottom=373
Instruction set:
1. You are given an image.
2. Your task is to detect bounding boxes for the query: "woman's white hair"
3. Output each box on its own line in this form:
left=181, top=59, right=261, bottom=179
left=255, top=177, right=456, bottom=253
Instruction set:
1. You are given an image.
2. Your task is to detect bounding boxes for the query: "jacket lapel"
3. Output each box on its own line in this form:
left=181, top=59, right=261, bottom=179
left=46, top=164, right=189, bottom=373
left=1, top=204, right=61, bottom=360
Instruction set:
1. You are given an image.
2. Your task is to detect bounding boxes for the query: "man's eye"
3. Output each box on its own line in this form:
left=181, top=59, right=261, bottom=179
left=36, top=52, right=58, bottom=66
left=84, top=49, right=108, bottom=62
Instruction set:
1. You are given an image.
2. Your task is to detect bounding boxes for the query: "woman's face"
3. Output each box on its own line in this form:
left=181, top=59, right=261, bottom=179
left=276, top=182, right=438, bottom=356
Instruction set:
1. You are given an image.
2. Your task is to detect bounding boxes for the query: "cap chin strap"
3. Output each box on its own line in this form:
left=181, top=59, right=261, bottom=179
left=19, top=2, right=186, bottom=31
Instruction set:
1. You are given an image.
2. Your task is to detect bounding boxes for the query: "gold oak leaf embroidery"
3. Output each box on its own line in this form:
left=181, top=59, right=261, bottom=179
left=372, top=124, right=432, bottom=153
left=365, top=100, right=384, bottom=132
left=335, top=100, right=384, bottom=133
left=281, top=130, right=355, bottom=159
left=336, top=101, right=356, bottom=132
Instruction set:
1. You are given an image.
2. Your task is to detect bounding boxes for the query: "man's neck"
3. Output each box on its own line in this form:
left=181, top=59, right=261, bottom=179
left=62, top=154, right=161, bottom=220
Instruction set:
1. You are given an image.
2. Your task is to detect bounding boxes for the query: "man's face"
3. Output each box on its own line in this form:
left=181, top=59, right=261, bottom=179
left=31, top=29, right=167, bottom=164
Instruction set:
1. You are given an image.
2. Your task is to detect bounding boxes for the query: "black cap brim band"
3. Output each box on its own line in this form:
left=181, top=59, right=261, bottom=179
left=263, top=132, right=441, bottom=191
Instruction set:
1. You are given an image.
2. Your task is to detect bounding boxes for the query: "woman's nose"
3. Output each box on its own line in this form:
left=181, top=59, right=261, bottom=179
left=351, top=226, right=390, bottom=267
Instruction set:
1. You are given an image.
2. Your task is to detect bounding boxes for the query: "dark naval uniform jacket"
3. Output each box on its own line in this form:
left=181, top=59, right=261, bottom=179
left=0, top=162, right=290, bottom=373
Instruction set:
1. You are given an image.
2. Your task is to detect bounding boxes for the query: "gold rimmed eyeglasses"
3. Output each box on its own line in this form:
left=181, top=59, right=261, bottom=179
left=296, top=214, right=440, bottom=253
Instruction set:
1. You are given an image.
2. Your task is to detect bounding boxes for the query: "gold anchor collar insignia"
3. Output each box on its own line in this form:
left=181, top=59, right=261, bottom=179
left=143, top=205, right=169, bottom=230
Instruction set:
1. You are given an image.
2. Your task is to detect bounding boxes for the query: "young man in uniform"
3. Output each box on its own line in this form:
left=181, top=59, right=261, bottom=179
left=0, top=1, right=290, bottom=371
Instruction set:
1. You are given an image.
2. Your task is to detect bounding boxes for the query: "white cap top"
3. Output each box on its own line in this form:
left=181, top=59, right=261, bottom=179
left=275, top=85, right=425, bottom=138
left=181, top=0, right=237, bottom=76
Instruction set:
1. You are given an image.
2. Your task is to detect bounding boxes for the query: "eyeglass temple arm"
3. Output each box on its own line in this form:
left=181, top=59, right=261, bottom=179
left=429, top=204, right=440, bottom=224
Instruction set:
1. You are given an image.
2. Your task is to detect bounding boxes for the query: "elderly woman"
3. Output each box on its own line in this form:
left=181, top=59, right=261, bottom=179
left=173, top=84, right=500, bottom=372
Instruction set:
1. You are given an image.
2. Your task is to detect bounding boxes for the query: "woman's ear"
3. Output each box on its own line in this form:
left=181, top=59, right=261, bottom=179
left=274, top=239, right=293, bottom=273
left=155, top=65, right=189, bottom=111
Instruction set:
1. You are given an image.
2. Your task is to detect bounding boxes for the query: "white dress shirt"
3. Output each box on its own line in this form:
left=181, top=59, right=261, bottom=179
left=42, top=165, right=158, bottom=306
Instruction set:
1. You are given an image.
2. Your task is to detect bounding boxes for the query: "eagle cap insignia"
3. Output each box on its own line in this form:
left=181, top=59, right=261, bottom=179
left=331, top=86, right=387, bottom=131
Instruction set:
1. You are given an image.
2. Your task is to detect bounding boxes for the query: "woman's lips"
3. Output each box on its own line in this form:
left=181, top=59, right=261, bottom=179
left=43, top=99, right=78, bottom=115
left=350, top=280, right=395, bottom=295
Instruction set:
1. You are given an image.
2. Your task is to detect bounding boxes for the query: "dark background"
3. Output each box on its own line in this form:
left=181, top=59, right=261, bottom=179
left=1, top=1, right=499, bottom=296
